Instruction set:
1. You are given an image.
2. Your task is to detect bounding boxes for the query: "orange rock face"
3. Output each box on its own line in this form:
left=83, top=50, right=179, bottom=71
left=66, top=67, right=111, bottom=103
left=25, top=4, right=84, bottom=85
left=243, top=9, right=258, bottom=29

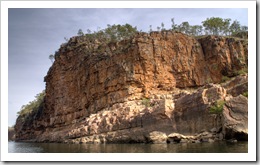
left=15, top=31, right=248, bottom=143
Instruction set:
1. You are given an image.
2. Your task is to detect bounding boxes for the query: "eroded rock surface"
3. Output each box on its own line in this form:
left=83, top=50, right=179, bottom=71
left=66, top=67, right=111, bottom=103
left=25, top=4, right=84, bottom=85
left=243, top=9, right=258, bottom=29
left=222, top=95, right=248, bottom=140
left=15, top=31, right=248, bottom=143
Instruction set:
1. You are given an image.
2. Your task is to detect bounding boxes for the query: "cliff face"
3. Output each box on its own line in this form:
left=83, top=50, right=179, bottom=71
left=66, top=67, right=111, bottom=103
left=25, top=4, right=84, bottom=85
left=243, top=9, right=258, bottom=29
left=15, top=31, right=248, bottom=143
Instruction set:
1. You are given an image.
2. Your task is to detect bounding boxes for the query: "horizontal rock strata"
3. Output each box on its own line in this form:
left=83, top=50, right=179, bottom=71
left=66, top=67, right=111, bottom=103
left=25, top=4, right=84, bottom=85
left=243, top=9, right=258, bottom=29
left=15, top=31, right=248, bottom=143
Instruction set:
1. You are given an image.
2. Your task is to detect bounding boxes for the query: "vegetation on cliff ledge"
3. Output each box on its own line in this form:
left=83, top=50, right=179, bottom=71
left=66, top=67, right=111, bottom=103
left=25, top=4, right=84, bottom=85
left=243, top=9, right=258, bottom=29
left=77, top=17, right=247, bottom=39
left=16, top=90, right=45, bottom=122
left=49, top=17, right=247, bottom=64
left=209, top=100, right=226, bottom=114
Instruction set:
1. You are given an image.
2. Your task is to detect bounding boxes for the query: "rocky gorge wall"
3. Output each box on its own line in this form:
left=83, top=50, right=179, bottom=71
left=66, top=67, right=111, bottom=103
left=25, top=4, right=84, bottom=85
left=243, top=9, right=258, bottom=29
left=15, top=31, right=248, bottom=143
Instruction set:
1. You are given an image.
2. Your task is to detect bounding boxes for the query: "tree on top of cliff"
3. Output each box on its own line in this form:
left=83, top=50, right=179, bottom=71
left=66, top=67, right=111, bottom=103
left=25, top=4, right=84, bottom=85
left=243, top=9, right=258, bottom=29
left=189, top=25, right=203, bottom=36
left=74, top=17, right=247, bottom=46
left=229, top=20, right=241, bottom=35
left=177, top=21, right=190, bottom=34
left=49, top=54, right=54, bottom=64
left=161, top=22, right=165, bottom=31
left=104, top=24, right=138, bottom=42
left=171, top=18, right=178, bottom=31
left=81, top=24, right=138, bottom=44
left=201, top=17, right=246, bottom=36
left=202, top=17, right=225, bottom=35
left=77, top=29, right=84, bottom=36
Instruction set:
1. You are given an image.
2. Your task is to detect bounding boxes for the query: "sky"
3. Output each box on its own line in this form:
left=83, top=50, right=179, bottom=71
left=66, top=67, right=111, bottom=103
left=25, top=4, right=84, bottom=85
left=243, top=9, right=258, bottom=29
left=8, top=8, right=248, bottom=126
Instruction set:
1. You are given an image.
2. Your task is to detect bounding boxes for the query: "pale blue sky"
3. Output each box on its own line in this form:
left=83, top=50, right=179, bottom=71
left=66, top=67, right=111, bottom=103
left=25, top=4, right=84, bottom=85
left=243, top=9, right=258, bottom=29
left=8, top=8, right=248, bottom=126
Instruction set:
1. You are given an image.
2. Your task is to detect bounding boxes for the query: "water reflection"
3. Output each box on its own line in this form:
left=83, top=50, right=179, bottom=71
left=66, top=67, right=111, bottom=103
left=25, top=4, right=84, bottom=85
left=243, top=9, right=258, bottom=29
left=8, top=141, right=248, bottom=153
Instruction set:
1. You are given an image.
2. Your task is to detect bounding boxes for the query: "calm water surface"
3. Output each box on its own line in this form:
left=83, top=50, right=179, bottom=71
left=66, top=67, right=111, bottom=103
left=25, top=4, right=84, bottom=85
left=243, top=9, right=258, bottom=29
left=8, top=141, right=247, bottom=153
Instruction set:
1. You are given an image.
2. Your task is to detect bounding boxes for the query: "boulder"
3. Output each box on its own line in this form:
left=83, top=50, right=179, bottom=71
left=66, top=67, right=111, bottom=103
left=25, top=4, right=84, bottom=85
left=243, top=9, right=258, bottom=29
left=222, top=95, right=248, bottom=141
left=216, top=133, right=224, bottom=140
left=210, top=128, right=217, bottom=133
left=147, top=131, right=167, bottom=144
left=173, top=86, right=225, bottom=135
left=167, top=133, right=185, bottom=143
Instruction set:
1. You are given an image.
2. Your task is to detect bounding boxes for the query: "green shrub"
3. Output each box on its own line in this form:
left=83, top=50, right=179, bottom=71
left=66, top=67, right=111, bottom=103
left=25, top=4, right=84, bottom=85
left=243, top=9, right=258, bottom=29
left=221, top=76, right=230, bottom=83
left=236, top=68, right=248, bottom=75
left=16, top=90, right=45, bottom=122
left=242, top=91, right=248, bottom=98
left=142, top=98, right=151, bottom=108
left=209, top=100, right=225, bottom=114
left=83, top=24, right=138, bottom=44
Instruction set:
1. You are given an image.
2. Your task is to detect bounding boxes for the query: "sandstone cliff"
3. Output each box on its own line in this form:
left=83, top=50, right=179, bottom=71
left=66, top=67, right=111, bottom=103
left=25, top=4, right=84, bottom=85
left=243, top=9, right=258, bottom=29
left=15, top=31, right=248, bottom=143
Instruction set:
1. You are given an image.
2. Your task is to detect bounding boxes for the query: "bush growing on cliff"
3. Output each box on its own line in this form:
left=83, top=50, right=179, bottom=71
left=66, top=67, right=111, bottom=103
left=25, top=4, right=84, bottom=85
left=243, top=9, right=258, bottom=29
left=142, top=98, right=151, bottom=108
left=17, top=90, right=45, bottom=121
left=221, top=76, right=231, bottom=83
left=77, top=29, right=84, bottom=36
left=54, top=17, right=247, bottom=61
left=164, top=17, right=247, bottom=36
left=79, top=24, right=138, bottom=44
left=49, top=54, right=54, bottom=64
left=236, top=68, right=248, bottom=75
left=209, top=100, right=225, bottom=114
left=242, top=91, right=248, bottom=98
left=69, top=17, right=247, bottom=53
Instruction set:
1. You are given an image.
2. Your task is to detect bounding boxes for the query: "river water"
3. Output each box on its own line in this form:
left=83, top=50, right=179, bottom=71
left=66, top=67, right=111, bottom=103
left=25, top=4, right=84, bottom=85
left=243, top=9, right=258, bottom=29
left=8, top=141, right=247, bottom=153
